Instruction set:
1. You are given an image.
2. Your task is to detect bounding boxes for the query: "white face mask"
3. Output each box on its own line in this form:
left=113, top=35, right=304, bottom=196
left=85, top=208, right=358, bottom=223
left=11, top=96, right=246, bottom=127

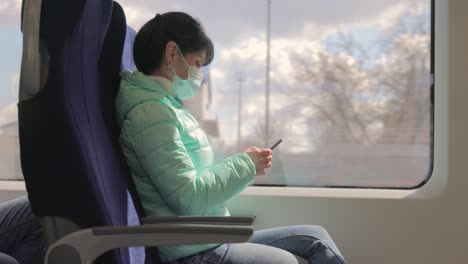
left=168, top=46, right=204, bottom=100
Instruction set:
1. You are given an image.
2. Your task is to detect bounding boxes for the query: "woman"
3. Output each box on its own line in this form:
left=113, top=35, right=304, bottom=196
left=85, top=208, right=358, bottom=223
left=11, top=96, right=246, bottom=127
left=116, top=12, right=346, bottom=264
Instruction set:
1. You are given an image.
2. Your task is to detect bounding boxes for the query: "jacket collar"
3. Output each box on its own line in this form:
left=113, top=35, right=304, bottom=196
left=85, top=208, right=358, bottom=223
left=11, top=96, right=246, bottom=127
left=122, top=71, right=182, bottom=107
left=149, top=75, right=173, bottom=97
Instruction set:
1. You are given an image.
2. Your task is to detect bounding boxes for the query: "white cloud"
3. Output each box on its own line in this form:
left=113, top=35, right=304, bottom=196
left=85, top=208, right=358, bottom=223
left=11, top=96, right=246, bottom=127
left=220, top=37, right=266, bottom=63
left=377, top=2, right=410, bottom=31
left=377, top=0, right=428, bottom=32
left=0, top=103, right=17, bottom=126
left=119, top=0, right=194, bottom=30
left=301, top=24, right=336, bottom=41
left=0, top=0, right=429, bottom=153
left=209, top=33, right=355, bottom=145
left=0, top=2, right=9, bottom=11
left=116, top=0, right=428, bottom=44
left=207, top=8, right=427, bottom=147
left=9, top=72, right=19, bottom=97
left=210, top=68, right=225, bottom=81
left=0, top=0, right=21, bottom=25
left=120, top=4, right=155, bottom=30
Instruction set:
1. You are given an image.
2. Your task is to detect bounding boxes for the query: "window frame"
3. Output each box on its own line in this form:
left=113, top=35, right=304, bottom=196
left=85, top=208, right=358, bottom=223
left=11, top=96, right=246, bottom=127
left=251, top=0, right=436, bottom=190
left=0, top=0, right=442, bottom=200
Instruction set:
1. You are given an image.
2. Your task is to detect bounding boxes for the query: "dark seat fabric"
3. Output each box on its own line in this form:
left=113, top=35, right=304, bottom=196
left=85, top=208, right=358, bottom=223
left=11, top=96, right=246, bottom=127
left=99, top=2, right=160, bottom=263
left=18, top=0, right=144, bottom=263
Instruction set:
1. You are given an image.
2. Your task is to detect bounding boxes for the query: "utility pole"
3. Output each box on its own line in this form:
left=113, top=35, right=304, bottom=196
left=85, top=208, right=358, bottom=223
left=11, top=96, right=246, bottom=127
left=265, top=0, right=271, bottom=147
left=237, top=72, right=245, bottom=152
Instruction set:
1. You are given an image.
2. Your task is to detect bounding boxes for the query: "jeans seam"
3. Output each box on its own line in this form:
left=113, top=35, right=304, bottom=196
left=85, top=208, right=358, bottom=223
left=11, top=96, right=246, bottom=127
left=0, top=218, right=38, bottom=235
left=256, top=231, right=317, bottom=245
left=201, top=244, right=227, bottom=264
left=259, top=233, right=346, bottom=264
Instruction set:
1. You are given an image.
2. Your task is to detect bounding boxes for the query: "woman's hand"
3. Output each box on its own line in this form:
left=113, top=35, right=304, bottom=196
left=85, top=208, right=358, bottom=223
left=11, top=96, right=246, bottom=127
left=244, top=147, right=273, bottom=176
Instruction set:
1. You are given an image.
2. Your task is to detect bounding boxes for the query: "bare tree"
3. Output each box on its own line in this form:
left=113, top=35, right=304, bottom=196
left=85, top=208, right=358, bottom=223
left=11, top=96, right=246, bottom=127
left=290, top=45, right=380, bottom=145
left=374, top=8, right=431, bottom=144
left=286, top=3, right=431, bottom=146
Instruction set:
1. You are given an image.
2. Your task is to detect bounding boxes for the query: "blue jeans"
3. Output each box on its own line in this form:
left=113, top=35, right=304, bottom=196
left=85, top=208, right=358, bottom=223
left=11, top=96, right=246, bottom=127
left=0, top=196, right=46, bottom=264
left=0, top=253, right=19, bottom=264
left=172, top=225, right=346, bottom=264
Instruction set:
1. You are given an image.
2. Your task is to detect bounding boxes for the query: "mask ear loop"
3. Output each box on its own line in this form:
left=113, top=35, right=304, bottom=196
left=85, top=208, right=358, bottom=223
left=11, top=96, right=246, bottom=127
left=167, top=46, right=178, bottom=79
left=176, top=46, right=192, bottom=72
left=176, top=46, right=204, bottom=81
left=173, top=45, right=196, bottom=81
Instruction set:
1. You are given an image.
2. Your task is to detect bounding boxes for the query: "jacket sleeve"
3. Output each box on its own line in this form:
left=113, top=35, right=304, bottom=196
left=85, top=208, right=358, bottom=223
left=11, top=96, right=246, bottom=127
left=129, top=119, right=256, bottom=215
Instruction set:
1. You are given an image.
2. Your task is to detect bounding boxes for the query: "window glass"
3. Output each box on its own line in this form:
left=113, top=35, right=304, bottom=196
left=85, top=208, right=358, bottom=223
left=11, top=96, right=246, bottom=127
left=122, top=0, right=433, bottom=188
left=0, top=0, right=23, bottom=180
left=0, top=0, right=433, bottom=187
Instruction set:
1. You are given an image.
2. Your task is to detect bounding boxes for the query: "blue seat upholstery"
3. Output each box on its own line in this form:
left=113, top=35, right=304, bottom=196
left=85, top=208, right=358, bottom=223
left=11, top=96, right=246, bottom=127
left=18, top=1, right=254, bottom=263
left=99, top=3, right=157, bottom=263
left=19, top=0, right=142, bottom=262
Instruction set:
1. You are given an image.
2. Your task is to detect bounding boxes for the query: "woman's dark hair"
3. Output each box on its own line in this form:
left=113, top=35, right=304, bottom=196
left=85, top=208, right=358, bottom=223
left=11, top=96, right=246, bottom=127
left=133, top=12, right=214, bottom=75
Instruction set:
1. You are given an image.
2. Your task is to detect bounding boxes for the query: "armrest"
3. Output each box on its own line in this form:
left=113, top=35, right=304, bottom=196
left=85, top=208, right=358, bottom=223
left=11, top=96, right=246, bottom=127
left=141, top=215, right=256, bottom=225
left=45, top=223, right=253, bottom=264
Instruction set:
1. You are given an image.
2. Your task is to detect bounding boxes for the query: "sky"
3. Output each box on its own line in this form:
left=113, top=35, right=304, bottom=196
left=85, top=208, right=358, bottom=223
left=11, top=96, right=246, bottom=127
left=0, top=0, right=431, bottom=152
left=115, top=0, right=429, bottom=151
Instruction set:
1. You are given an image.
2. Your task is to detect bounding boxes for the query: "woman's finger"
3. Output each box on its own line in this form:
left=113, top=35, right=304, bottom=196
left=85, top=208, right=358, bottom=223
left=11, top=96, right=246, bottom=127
left=260, top=156, right=272, bottom=162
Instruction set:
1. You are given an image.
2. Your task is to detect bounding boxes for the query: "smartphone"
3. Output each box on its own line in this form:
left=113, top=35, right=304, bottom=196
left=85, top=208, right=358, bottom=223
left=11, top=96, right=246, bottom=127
left=269, top=139, right=283, bottom=150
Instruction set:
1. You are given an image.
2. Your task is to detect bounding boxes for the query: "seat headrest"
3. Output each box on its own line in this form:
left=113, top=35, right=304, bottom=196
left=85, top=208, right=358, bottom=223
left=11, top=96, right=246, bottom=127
left=121, top=26, right=137, bottom=72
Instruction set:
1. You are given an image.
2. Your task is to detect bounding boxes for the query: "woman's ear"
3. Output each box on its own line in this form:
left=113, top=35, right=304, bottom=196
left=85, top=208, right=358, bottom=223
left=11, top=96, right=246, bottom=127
left=165, top=41, right=178, bottom=66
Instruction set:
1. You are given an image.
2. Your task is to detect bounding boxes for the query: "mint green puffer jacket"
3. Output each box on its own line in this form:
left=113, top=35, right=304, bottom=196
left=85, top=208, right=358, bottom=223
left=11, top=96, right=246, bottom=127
left=115, top=71, right=256, bottom=262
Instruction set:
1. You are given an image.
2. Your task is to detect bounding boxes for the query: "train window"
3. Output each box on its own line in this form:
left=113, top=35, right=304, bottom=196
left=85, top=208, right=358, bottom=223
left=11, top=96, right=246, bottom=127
left=121, top=0, right=433, bottom=189
left=0, top=1, right=23, bottom=181
left=0, top=0, right=433, bottom=189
